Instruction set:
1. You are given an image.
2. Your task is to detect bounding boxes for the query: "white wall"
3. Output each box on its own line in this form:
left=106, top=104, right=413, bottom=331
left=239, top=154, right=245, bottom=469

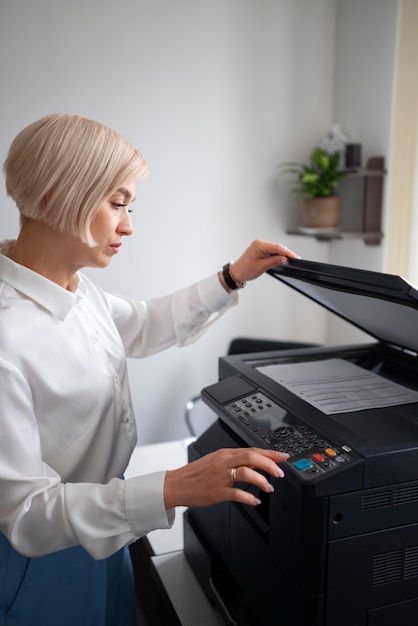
left=0, top=0, right=398, bottom=443
left=325, top=0, right=399, bottom=345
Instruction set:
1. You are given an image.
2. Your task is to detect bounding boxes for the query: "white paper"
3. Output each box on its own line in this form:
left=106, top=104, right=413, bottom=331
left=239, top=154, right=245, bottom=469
left=257, top=358, right=418, bottom=415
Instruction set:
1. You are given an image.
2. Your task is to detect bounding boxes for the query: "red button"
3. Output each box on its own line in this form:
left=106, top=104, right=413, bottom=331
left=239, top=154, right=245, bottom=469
left=312, top=453, right=325, bottom=463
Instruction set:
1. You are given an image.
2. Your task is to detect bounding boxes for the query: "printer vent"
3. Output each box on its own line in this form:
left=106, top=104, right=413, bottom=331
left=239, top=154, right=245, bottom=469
left=373, top=550, right=402, bottom=586
left=361, top=491, right=391, bottom=510
left=404, top=546, right=418, bottom=579
left=372, top=547, right=418, bottom=586
left=393, top=485, right=418, bottom=504
left=361, top=484, right=418, bottom=511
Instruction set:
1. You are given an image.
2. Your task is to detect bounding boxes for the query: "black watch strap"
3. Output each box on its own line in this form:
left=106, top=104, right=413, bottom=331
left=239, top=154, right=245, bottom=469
left=222, top=262, right=246, bottom=290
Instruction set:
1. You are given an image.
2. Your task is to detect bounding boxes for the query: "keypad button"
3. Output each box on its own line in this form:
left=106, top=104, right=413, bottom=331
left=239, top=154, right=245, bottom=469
left=293, top=458, right=312, bottom=471
left=325, top=447, right=337, bottom=458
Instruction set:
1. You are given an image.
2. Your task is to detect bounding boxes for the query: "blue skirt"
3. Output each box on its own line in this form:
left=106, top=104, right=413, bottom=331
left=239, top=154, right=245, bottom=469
left=0, top=532, right=136, bottom=626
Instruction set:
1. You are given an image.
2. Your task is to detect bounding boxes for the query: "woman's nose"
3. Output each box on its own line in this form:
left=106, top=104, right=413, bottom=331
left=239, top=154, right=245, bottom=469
left=118, top=208, right=134, bottom=236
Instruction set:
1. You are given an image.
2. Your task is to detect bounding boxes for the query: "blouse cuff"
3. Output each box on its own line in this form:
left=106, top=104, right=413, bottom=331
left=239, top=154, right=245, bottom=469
left=197, top=273, right=238, bottom=313
left=125, top=471, right=174, bottom=536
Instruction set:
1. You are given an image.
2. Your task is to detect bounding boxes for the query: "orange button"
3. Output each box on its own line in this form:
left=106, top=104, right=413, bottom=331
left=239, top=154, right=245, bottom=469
left=312, top=453, right=325, bottom=463
left=325, top=447, right=337, bottom=457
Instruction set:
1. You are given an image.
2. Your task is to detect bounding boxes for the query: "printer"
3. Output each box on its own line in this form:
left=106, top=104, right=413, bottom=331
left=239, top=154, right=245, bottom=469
left=183, top=259, right=418, bottom=626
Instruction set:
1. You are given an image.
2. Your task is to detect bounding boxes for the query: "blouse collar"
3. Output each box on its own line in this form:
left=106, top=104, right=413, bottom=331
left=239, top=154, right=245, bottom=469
left=0, top=240, right=86, bottom=321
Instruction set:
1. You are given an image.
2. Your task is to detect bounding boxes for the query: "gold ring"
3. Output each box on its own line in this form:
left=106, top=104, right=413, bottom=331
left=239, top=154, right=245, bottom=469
left=230, top=467, right=237, bottom=485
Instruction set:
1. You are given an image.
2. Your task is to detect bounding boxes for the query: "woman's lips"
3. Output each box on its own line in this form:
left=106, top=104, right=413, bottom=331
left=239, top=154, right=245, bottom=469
left=109, top=243, right=122, bottom=253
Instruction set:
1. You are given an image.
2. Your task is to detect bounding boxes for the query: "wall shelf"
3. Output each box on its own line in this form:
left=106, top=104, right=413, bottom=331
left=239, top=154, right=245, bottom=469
left=287, top=228, right=384, bottom=244
left=287, top=156, right=386, bottom=245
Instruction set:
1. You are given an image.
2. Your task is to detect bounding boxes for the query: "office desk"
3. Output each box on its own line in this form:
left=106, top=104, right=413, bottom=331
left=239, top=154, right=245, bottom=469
left=126, top=440, right=224, bottom=626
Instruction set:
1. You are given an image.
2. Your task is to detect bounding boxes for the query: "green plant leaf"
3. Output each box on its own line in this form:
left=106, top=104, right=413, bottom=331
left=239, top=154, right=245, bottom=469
left=278, top=146, right=346, bottom=198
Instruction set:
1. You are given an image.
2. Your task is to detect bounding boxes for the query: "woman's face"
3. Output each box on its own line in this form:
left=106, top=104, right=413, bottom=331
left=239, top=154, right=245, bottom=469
left=87, top=178, right=137, bottom=268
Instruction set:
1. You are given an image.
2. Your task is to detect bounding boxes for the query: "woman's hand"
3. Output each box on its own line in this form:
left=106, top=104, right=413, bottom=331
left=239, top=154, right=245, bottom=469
left=219, top=239, right=299, bottom=291
left=163, top=447, right=289, bottom=509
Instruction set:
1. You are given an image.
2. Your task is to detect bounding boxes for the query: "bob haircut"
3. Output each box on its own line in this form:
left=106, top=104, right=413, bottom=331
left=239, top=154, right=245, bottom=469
left=3, top=113, right=150, bottom=246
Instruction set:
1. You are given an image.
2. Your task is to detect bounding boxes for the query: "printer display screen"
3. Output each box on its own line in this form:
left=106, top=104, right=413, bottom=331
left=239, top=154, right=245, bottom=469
left=252, top=410, right=289, bottom=433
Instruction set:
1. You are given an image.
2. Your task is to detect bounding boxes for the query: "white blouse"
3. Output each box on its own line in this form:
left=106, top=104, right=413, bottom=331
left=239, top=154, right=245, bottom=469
left=0, top=243, right=237, bottom=560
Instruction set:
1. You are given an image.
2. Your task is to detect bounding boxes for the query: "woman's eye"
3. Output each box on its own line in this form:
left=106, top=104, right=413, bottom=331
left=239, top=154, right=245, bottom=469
left=113, top=202, right=133, bottom=214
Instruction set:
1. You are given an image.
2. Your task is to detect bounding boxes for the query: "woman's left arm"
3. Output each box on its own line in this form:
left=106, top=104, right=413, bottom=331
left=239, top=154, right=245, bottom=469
left=104, top=240, right=299, bottom=357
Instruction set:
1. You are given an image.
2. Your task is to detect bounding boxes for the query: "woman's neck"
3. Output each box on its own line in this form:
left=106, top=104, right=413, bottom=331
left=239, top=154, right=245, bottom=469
left=11, top=220, right=81, bottom=291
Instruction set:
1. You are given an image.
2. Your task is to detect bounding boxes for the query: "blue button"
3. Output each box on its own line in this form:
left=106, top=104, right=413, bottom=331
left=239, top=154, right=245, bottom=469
left=293, top=458, right=312, bottom=471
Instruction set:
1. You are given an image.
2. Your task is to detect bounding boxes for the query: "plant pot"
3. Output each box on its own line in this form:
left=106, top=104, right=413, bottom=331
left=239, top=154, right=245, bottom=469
left=302, top=196, right=340, bottom=228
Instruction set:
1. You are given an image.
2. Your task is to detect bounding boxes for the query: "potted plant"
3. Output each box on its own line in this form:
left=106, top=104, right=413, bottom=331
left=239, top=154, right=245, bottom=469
left=280, top=147, right=346, bottom=228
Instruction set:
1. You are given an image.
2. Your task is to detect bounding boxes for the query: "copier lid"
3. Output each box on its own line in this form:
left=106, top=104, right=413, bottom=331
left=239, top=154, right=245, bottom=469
left=267, top=259, right=418, bottom=354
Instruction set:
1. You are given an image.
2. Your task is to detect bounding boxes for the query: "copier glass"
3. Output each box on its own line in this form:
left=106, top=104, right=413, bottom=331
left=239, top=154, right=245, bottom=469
left=183, top=259, right=418, bottom=626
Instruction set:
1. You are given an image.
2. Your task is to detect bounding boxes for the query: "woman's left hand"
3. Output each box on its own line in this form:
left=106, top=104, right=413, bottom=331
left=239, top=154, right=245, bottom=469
left=222, top=239, right=299, bottom=288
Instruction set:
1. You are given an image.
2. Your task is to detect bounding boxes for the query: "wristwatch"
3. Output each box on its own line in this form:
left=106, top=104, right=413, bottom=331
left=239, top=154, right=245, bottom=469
left=222, top=262, right=246, bottom=290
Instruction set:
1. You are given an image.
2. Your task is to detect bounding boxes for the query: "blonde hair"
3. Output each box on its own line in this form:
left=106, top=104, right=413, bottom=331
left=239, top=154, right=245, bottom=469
left=3, top=113, right=150, bottom=246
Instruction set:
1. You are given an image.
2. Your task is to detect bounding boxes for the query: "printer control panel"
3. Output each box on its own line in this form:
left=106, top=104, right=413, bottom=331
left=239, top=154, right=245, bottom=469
left=223, top=391, right=354, bottom=481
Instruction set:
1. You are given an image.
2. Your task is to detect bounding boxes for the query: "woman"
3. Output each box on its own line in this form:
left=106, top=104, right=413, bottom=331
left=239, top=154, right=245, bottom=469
left=0, top=113, right=297, bottom=625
